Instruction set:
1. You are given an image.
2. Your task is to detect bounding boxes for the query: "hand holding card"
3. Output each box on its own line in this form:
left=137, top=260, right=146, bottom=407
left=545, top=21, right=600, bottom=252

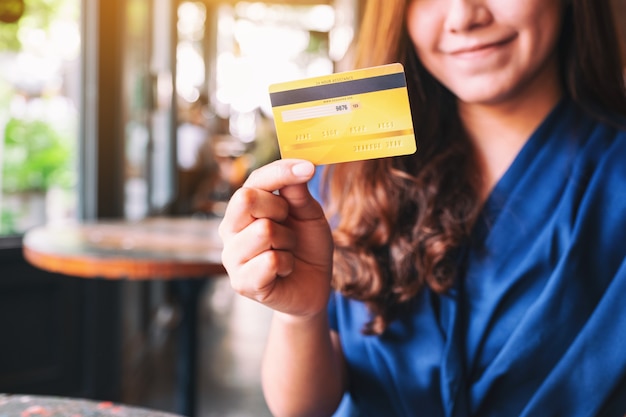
left=269, top=63, right=417, bottom=165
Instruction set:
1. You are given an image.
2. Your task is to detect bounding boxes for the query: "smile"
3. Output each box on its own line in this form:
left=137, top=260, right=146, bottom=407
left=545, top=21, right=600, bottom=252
left=446, top=34, right=517, bottom=58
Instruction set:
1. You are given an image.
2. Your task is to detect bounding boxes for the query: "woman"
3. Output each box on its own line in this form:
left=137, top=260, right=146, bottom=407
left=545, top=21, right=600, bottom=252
left=219, top=0, right=626, bottom=415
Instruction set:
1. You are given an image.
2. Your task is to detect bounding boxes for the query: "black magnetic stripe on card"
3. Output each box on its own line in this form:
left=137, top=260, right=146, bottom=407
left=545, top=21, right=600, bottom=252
left=269, top=72, right=407, bottom=107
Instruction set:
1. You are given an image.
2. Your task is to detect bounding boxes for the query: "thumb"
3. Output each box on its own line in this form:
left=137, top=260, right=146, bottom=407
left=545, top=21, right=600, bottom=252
left=276, top=160, right=325, bottom=221
left=279, top=181, right=324, bottom=221
left=243, top=159, right=324, bottom=221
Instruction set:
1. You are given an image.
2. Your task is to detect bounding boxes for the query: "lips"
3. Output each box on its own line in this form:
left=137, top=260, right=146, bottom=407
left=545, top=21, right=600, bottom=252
left=445, top=34, right=517, bottom=56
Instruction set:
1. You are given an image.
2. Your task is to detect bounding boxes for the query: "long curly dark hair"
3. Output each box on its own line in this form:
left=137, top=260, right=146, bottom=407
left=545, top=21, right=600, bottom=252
left=323, top=0, right=626, bottom=335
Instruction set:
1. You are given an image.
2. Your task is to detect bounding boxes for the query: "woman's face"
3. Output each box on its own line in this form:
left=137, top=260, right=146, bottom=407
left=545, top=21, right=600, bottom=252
left=406, top=0, right=564, bottom=106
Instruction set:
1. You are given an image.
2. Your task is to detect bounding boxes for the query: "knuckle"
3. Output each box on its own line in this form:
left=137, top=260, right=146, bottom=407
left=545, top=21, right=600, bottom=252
left=259, top=249, right=281, bottom=272
left=258, top=249, right=293, bottom=278
left=220, top=240, right=238, bottom=266
left=220, top=247, right=231, bottom=270
left=253, top=218, right=276, bottom=241
left=232, top=187, right=257, bottom=208
left=229, top=276, right=245, bottom=295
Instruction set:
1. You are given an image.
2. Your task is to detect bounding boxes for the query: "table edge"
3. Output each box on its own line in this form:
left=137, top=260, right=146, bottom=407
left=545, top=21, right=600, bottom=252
left=23, top=245, right=226, bottom=280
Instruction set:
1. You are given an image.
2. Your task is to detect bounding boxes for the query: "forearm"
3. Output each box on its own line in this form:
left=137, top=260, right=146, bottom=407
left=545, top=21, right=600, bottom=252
left=262, top=310, right=346, bottom=417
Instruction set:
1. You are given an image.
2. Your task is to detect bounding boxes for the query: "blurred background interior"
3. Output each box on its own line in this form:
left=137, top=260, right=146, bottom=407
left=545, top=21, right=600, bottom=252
left=0, top=0, right=625, bottom=416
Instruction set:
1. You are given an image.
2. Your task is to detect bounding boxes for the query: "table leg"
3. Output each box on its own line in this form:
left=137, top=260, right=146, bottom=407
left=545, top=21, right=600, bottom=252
left=172, top=279, right=207, bottom=417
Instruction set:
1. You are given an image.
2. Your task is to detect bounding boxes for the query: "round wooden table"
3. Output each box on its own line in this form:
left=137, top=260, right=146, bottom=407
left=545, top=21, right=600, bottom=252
left=22, top=216, right=226, bottom=417
left=23, top=216, right=225, bottom=279
left=0, top=394, right=183, bottom=417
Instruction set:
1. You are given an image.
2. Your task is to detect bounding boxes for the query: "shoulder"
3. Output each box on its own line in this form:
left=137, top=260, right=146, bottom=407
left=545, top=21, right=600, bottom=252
left=573, top=101, right=626, bottom=147
left=567, top=102, right=626, bottom=181
left=562, top=104, right=626, bottom=254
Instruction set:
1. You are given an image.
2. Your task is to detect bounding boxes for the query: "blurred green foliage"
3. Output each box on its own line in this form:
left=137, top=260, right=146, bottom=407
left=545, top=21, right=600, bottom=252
left=0, top=0, right=77, bottom=51
left=2, top=116, right=74, bottom=192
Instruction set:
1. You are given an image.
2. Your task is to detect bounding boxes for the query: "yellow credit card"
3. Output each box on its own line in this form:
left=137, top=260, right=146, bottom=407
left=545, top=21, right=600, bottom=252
left=268, top=63, right=417, bottom=165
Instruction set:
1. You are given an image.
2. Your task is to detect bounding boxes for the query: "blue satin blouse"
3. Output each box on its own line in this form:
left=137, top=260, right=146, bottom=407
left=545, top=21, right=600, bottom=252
left=324, top=98, right=626, bottom=417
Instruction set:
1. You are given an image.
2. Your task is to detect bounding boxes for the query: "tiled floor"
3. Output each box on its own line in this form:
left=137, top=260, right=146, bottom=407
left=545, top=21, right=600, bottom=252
left=134, top=277, right=274, bottom=417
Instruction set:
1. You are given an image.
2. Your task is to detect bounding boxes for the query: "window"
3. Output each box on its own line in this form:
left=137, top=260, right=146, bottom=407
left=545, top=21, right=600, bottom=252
left=0, top=0, right=80, bottom=235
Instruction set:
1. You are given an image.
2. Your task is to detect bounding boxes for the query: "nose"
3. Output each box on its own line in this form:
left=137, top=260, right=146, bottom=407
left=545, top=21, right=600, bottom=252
left=443, top=0, right=492, bottom=33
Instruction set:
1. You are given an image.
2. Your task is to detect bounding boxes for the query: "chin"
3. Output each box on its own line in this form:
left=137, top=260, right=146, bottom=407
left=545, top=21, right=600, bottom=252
left=456, top=92, right=508, bottom=106
left=441, top=73, right=522, bottom=106
left=452, top=83, right=519, bottom=106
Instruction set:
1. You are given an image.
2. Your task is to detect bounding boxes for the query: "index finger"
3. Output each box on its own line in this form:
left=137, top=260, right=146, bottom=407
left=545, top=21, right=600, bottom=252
left=218, top=159, right=316, bottom=240
left=243, top=159, right=316, bottom=191
left=246, top=159, right=326, bottom=222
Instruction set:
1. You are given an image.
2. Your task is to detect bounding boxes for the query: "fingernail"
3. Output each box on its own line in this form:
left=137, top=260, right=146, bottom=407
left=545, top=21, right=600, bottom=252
left=291, top=161, right=314, bottom=177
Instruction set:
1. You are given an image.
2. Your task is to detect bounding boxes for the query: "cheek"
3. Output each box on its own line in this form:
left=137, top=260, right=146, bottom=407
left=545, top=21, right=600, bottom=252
left=513, top=6, right=563, bottom=72
left=405, top=1, right=441, bottom=60
left=498, top=0, right=563, bottom=48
